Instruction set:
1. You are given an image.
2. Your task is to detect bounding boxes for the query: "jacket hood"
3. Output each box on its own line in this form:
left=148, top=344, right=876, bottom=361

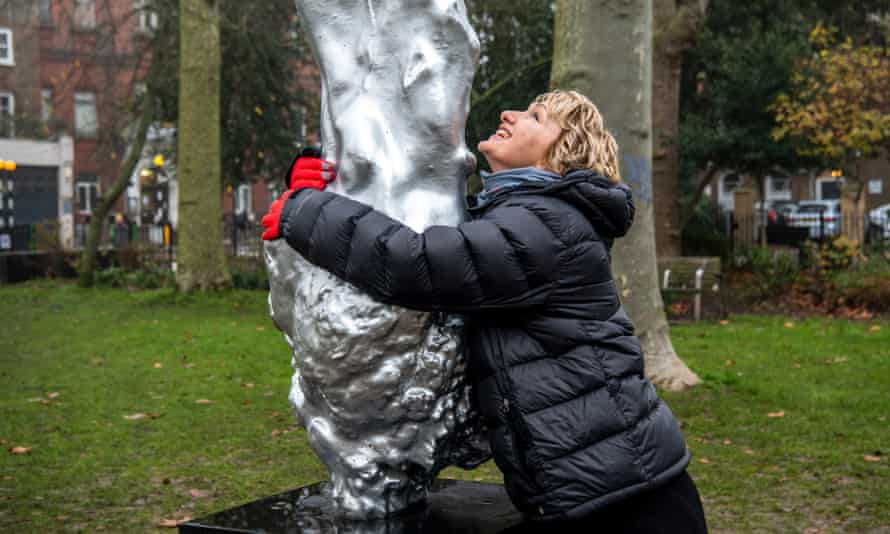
left=470, top=169, right=635, bottom=240
left=550, top=169, right=635, bottom=239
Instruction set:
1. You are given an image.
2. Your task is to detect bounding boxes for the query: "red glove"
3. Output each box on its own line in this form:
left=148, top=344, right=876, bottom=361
left=261, top=189, right=294, bottom=241
left=287, top=149, right=337, bottom=191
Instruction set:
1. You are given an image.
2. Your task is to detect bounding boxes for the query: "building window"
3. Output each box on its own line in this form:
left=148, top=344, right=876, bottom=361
left=38, top=0, right=53, bottom=26
left=41, top=89, right=53, bottom=123
left=74, top=92, right=98, bottom=137
left=0, top=92, right=13, bottom=137
left=76, top=176, right=100, bottom=214
left=769, top=177, right=790, bottom=194
left=0, top=28, right=13, bottom=66
left=74, top=0, right=96, bottom=29
left=817, top=178, right=844, bottom=201
left=722, top=173, right=740, bottom=196
left=134, top=0, right=159, bottom=32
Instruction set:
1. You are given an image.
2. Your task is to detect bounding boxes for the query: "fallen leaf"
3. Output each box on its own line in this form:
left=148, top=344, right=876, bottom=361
left=46, top=392, right=60, bottom=399
left=869, top=325, right=881, bottom=333
left=743, top=448, right=756, bottom=455
left=723, top=439, right=733, bottom=445
left=158, top=518, right=185, bottom=528
left=864, top=455, right=882, bottom=462
left=767, top=411, right=786, bottom=418
left=242, top=383, right=255, bottom=388
left=698, top=458, right=711, bottom=464
left=8, top=446, right=31, bottom=455
left=240, top=400, right=251, bottom=406
left=124, top=413, right=152, bottom=420
left=719, top=320, right=730, bottom=326
left=792, top=362, right=802, bottom=369
left=255, top=326, right=266, bottom=331
left=27, top=397, right=45, bottom=403
left=784, top=322, right=795, bottom=328
left=153, top=363, right=164, bottom=369
left=92, top=358, right=105, bottom=366
left=184, top=363, right=196, bottom=369
left=724, top=359, right=736, bottom=367
left=189, top=489, right=210, bottom=498
left=195, top=399, right=213, bottom=405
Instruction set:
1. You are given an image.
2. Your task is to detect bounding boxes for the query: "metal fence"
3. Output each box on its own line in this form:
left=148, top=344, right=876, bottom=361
left=730, top=213, right=890, bottom=248
left=68, top=217, right=266, bottom=260
left=222, top=218, right=264, bottom=258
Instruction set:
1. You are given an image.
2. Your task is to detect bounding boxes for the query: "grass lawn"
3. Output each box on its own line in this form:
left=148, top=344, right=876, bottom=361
left=1, top=282, right=887, bottom=533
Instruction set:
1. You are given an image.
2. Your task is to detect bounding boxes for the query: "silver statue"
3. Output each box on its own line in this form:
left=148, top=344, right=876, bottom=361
left=264, top=0, right=488, bottom=519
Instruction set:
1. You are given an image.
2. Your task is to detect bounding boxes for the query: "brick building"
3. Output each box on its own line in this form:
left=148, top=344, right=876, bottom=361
left=712, top=157, right=890, bottom=213
left=0, top=0, right=149, bottom=250
left=1, top=1, right=320, bottom=253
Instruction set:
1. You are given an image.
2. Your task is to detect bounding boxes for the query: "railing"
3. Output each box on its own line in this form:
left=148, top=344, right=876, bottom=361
left=730, top=213, right=890, bottom=248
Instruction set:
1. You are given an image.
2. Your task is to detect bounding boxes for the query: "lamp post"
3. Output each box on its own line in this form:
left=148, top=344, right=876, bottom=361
left=0, top=160, right=16, bottom=251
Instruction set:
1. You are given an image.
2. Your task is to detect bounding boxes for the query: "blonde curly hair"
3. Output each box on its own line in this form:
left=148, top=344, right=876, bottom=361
left=533, top=90, right=621, bottom=183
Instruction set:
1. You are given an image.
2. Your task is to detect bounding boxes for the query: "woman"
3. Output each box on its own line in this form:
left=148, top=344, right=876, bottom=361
left=262, top=90, right=708, bottom=532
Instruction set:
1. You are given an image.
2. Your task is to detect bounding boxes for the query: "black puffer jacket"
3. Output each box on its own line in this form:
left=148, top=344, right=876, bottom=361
left=278, top=169, right=690, bottom=521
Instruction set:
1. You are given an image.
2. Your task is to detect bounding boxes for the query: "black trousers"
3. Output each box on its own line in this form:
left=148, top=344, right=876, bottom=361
left=502, top=470, right=708, bottom=534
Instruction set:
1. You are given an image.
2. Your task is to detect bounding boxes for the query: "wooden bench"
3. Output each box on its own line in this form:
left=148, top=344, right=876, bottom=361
left=657, top=256, right=724, bottom=321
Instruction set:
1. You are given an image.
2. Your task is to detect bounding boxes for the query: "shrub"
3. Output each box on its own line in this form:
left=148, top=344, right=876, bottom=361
left=801, top=236, right=864, bottom=272
left=829, top=252, right=890, bottom=312
left=93, top=266, right=174, bottom=290
left=731, top=246, right=801, bottom=299
left=229, top=258, right=269, bottom=290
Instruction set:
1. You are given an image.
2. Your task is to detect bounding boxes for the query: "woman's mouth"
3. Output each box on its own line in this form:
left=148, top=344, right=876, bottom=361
left=489, top=128, right=511, bottom=142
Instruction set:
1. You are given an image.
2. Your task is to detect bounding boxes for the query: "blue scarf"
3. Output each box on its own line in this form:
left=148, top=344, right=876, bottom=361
left=474, top=167, right=563, bottom=209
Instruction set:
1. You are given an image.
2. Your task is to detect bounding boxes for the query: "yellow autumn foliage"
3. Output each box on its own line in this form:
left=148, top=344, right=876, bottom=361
left=772, top=24, right=890, bottom=169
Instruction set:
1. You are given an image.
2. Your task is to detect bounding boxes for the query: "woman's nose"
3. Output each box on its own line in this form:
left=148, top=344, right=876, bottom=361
left=500, top=110, right=517, bottom=123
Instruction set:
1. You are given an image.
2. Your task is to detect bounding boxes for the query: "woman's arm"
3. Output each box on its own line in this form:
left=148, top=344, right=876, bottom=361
left=278, top=189, right=562, bottom=312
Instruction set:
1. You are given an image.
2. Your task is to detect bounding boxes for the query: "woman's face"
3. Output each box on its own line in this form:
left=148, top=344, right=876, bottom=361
left=478, top=102, right=563, bottom=173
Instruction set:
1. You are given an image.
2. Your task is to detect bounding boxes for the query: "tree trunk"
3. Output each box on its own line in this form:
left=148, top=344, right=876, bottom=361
left=552, top=0, right=700, bottom=391
left=78, top=102, right=153, bottom=287
left=652, top=0, right=708, bottom=257
left=176, top=0, right=230, bottom=291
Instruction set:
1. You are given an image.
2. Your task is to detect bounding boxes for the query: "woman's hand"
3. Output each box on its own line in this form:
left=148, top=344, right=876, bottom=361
left=261, top=189, right=294, bottom=241
left=262, top=150, right=338, bottom=241
left=287, top=147, right=337, bottom=190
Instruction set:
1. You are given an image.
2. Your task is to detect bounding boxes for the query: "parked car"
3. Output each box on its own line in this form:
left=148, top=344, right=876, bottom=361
left=753, top=201, right=797, bottom=237
left=789, top=200, right=841, bottom=239
left=867, top=203, right=890, bottom=242
left=768, top=200, right=798, bottom=225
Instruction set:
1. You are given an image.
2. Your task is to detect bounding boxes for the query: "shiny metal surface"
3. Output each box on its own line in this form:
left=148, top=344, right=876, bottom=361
left=263, top=0, right=487, bottom=519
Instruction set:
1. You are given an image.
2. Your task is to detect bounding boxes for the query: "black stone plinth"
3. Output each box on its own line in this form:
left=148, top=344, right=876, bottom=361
left=179, top=479, right=526, bottom=533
